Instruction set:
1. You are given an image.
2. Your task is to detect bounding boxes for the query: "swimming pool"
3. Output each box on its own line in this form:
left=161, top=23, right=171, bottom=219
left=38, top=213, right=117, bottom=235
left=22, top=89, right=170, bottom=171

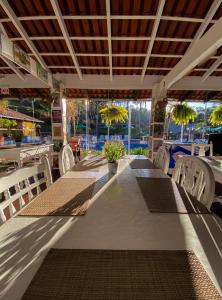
left=84, top=141, right=148, bottom=151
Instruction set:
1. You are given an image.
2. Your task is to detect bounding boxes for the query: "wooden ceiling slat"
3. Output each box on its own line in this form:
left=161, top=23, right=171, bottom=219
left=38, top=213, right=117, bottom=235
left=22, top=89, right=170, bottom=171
left=0, top=0, right=222, bottom=77
left=3, top=21, right=20, bottom=38
left=111, top=0, right=158, bottom=15
left=163, top=0, right=211, bottom=18
left=157, top=20, right=200, bottom=38
left=8, top=0, right=54, bottom=16
left=72, top=40, right=108, bottom=53
left=21, top=20, right=62, bottom=36
left=58, top=0, right=106, bottom=15
left=112, top=19, right=154, bottom=37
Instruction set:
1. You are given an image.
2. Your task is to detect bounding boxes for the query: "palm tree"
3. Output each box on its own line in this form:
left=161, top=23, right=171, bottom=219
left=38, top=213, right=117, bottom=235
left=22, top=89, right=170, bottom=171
left=99, top=105, right=128, bottom=138
left=209, top=104, right=222, bottom=126
left=172, top=104, right=197, bottom=142
left=67, top=100, right=78, bottom=137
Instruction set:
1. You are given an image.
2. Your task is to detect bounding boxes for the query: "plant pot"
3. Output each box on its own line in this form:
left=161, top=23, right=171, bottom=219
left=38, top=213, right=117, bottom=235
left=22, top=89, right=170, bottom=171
left=0, top=136, right=4, bottom=146
left=16, top=141, right=21, bottom=147
left=108, top=161, right=118, bottom=174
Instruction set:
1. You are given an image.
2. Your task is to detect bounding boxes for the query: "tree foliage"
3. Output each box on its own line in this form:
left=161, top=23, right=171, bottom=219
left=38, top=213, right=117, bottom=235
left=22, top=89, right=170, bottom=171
left=0, top=100, right=8, bottom=113
left=172, top=104, right=197, bottom=125
left=209, top=104, right=222, bottom=126
left=99, top=105, right=128, bottom=126
left=0, top=118, right=17, bottom=128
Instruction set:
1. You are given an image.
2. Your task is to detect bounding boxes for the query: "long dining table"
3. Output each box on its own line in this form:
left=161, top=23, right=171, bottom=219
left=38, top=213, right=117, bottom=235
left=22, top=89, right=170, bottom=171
left=200, top=156, right=222, bottom=184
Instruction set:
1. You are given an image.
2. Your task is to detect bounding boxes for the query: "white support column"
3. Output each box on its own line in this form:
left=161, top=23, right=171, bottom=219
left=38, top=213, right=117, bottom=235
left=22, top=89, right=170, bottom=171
left=51, top=83, right=68, bottom=169
left=50, top=0, right=82, bottom=80
left=106, top=0, right=113, bottom=81
left=141, top=0, right=166, bottom=80
left=149, top=83, right=167, bottom=160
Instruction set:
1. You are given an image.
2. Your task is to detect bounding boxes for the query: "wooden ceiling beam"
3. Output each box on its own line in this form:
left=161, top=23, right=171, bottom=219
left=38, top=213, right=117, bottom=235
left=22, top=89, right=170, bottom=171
left=188, top=0, right=222, bottom=50
left=160, top=16, right=222, bottom=89
left=50, top=0, right=82, bottom=80
left=141, top=0, right=166, bottom=81
left=106, top=0, right=113, bottom=81
left=0, top=0, right=49, bottom=70
left=0, top=15, right=218, bottom=23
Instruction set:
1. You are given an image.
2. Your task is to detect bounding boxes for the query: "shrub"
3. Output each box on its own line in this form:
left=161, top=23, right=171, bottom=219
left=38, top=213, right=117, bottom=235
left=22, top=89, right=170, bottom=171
left=103, top=141, right=125, bottom=162
left=130, top=147, right=149, bottom=156
left=12, top=131, right=23, bottom=142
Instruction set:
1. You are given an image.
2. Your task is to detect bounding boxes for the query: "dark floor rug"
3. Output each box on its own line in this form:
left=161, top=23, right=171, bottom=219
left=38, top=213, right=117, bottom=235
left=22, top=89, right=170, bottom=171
left=19, top=178, right=95, bottom=216
left=21, top=249, right=221, bottom=300
left=130, top=159, right=157, bottom=169
left=136, top=177, right=210, bottom=214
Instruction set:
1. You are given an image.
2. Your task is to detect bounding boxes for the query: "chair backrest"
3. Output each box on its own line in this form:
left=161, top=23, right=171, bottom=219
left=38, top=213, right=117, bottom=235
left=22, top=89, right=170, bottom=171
left=172, top=156, right=215, bottom=210
left=59, top=144, right=75, bottom=176
left=69, top=137, right=80, bottom=151
left=191, top=142, right=213, bottom=157
left=153, top=146, right=170, bottom=174
left=0, top=156, right=52, bottom=224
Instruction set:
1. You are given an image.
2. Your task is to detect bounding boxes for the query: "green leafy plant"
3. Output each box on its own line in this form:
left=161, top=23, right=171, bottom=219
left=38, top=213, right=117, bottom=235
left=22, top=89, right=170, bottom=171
left=99, top=105, right=128, bottom=138
left=103, top=141, right=125, bottom=163
left=0, top=118, right=17, bottom=135
left=130, top=147, right=149, bottom=156
left=12, top=131, right=23, bottom=142
left=172, top=104, right=197, bottom=141
left=0, top=100, right=8, bottom=113
left=209, top=104, right=222, bottom=126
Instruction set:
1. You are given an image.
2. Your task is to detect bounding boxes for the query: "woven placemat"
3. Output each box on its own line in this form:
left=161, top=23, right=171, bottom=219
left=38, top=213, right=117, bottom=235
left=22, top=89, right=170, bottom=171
left=136, top=177, right=210, bottom=214
left=130, top=159, right=157, bottom=169
left=19, top=178, right=95, bottom=216
left=21, top=249, right=221, bottom=300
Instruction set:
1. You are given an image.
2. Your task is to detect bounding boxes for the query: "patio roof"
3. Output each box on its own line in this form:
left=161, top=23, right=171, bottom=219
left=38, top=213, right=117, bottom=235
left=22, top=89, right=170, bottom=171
left=0, top=1, right=222, bottom=100
left=0, top=108, right=43, bottom=123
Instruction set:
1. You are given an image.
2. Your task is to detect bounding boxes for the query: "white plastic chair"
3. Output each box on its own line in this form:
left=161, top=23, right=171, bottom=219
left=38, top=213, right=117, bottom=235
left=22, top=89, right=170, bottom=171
left=59, top=144, right=75, bottom=176
left=153, top=146, right=170, bottom=174
left=172, top=156, right=215, bottom=210
left=0, top=155, right=52, bottom=224
left=191, top=142, right=213, bottom=157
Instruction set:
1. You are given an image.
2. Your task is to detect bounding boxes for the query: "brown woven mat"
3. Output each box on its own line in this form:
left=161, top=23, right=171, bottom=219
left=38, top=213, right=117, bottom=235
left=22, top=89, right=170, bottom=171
left=136, top=177, right=210, bottom=214
left=130, top=159, right=157, bottom=169
left=21, top=249, right=221, bottom=300
left=72, top=156, right=107, bottom=172
left=19, top=178, right=95, bottom=216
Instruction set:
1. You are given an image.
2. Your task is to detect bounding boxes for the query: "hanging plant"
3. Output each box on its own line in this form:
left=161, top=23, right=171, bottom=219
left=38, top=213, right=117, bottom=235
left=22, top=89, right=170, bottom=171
left=172, top=103, right=197, bottom=142
left=209, top=104, right=222, bottom=126
left=99, top=105, right=128, bottom=139
left=172, top=104, right=197, bottom=125
left=99, top=105, right=128, bottom=126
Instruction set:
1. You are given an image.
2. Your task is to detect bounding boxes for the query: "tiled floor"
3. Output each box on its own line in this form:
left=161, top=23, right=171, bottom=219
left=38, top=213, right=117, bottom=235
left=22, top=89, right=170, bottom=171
left=0, top=157, right=222, bottom=299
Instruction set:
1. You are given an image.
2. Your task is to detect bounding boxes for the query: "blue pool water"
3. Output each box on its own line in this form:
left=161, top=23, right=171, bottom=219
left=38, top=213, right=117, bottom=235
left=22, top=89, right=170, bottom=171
left=88, top=142, right=148, bottom=151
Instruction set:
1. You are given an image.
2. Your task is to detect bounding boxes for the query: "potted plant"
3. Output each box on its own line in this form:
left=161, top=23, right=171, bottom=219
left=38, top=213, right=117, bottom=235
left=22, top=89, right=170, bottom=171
left=209, top=104, right=222, bottom=126
left=172, top=103, right=197, bottom=142
left=103, top=141, right=125, bottom=174
left=12, top=131, right=23, bottom=147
